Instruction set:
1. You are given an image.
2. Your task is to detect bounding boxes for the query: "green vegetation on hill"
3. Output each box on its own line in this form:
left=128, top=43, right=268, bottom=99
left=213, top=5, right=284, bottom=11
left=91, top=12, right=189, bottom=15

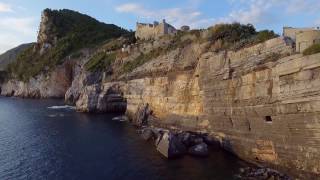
left=122, top=23, right=278, bottom=74
left=85, top=32, right=136, bottom=72
left=303, top=43, right=320, bottom=56
left=122, top=31, right=197, bottom=73
left=122, top=49, right=162, bottom=73
left=0, top=43, right=34, bottom=71
left=0, top=71, right=7, bottom=84
left=7, top=9, right=128, bottom=81
left=85, top=51, right=117, bottom=72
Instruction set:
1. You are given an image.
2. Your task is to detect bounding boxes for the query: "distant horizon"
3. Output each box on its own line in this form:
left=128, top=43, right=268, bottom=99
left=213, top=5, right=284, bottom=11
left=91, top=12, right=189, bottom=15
left=0, top=0, right=319, bottom=54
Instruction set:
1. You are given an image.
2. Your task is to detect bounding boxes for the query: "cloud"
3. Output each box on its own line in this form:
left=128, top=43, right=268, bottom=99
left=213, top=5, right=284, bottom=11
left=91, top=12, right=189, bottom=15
left=115, top=3, right=141, bottom=13
left=0, top=2, right=13, bottom=12
left=0, top=17, right=37, bottom=53
left=221, top=0, right=281, bottom=25
left=286, top=0, right=320, bottom=14
left=0, top=17, right=37, bottom=35
left=115, top=3, right=215, bottom=28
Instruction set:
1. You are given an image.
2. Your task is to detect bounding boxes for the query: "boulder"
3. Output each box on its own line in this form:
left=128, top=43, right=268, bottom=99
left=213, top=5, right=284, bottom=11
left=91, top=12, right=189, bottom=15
left=237, top=167, right=292, bottom=180
left=188, top=143, right=209, bottom=157
left=178, top=132, right=191, bottom=144
left=133, top=104, right=152, bottom=126
left=203, top=135, right=217, bottom=145
left=191, top=136, right=204, bottom=146
left=156, top=131, right=187, bottom=158
left=141, top=128, right=154, bottom=141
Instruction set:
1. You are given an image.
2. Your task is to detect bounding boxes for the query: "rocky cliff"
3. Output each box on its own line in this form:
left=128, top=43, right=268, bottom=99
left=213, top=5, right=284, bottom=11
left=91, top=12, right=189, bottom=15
left=0, top=10, right=319, bottom=178
left=65, top=36, right=320, bottom=178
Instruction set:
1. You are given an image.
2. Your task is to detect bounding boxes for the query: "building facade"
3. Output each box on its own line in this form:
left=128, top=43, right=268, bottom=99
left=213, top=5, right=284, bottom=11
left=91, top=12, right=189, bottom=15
left=283, top=27, right=320, bottom=52
left=135, top=19, right=177, bottom=40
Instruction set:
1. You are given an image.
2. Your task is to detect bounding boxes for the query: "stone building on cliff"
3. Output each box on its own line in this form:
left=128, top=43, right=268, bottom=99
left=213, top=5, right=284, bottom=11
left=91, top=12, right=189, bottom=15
left=135, top=19, right=177, bottom=40
left=283, top=27, right=320, bottom=52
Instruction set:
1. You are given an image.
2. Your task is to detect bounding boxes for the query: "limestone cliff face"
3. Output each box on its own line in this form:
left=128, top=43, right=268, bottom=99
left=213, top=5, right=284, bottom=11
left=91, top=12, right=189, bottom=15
left=71, top=37, right=320, bottom=178
left=199, top=38, right=320, bottom=178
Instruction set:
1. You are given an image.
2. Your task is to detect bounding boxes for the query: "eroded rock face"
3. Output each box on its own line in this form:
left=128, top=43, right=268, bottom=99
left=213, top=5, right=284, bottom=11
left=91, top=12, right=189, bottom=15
left=65, top=71, right=102, bottom=105
left=198, top=38, right=320, bottom=178
left=37, top=9, right=58, bottom=54
left=0, top=62, right=73, bottom=98
left=75, top=83, right=127, bottom=113
left=75, top=84, right=101, bottom=112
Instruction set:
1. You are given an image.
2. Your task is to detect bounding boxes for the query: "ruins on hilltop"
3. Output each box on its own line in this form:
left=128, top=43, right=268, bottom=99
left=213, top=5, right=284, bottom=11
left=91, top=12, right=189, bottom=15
left=283, top=27, right=320, bottom=52
left=135, top=19, right=177, bottom=40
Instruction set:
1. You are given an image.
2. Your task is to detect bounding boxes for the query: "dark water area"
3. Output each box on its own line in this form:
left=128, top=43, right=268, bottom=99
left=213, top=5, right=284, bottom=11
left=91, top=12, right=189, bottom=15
left=0, top=97, right=251, bottom=180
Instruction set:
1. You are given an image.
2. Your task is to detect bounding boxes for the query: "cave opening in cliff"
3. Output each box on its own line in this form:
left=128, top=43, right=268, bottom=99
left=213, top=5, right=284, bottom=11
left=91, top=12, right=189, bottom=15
left=10, top=90, right=15, bottom=96
left=265, top=116, right=272, bottom=123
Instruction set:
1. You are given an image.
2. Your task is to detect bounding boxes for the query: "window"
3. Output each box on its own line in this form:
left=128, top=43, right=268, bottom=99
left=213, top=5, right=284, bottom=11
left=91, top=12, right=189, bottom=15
left=265, top=116, right=272, bottom=123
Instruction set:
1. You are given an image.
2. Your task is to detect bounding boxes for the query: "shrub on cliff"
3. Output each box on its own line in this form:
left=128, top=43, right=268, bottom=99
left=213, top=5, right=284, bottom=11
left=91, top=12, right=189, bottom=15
left=0, top=71, right=7, bottom=83
left=122, top=49, right=162, bottom=73
left=85, top=52, right=116, bottom=72
left=303, top=43, right=320, bottom=56
left=208, top=23, right=256, bottom=49
left=7, top=9, right=129, bottom=81
left=207, top=23, right=278, bottom=51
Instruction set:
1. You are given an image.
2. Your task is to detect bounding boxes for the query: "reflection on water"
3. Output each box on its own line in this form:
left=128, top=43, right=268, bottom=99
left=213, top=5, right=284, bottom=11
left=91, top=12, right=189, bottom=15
left=0, top=97, right=250, bottom=180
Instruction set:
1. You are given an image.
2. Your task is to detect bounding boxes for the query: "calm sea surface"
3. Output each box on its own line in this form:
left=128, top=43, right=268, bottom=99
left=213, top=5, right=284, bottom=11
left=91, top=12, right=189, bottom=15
left=0, top=97, right=250, bottom=180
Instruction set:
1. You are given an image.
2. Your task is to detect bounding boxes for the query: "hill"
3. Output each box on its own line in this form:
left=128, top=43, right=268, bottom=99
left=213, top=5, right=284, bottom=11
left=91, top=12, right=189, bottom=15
left=0, top=43, right=34, bottom=71
left=6, top=9, right=129, bottom=81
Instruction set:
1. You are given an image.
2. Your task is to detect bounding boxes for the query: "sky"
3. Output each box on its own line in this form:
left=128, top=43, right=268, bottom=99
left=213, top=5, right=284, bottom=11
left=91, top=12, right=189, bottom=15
left=0, top=0, right=319, bottom=54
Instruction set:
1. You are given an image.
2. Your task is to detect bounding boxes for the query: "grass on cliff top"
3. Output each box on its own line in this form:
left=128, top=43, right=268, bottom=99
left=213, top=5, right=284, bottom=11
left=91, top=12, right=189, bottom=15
left=85, top=51, right=117, bottom=72
left=6, top=9, right=129, bottom=82
left=303, top=43, right=320, bottom=56
left=121, top=31, right=197, bottom=73
left=122, top=49, right=161, bottom=73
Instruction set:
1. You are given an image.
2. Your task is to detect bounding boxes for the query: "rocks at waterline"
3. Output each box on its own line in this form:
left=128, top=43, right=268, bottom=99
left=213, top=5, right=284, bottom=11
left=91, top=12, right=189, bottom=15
left=236, top=167, right=293, bottom=180
left=139, top=128, right=212, bottom=159
left=156, top=131, right=187, bottom=158
left=132, top=104, right=152, bottom=126
left=112, top=115, right=129, bottom=122
left=188, top=143, right=209, bottom=157
left=140, top=128, right=155, bottom=141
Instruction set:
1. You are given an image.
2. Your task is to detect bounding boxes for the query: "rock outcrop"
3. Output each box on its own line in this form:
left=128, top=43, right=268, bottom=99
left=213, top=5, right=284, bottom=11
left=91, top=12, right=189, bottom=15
left=0, top=61, right=73, bottom=98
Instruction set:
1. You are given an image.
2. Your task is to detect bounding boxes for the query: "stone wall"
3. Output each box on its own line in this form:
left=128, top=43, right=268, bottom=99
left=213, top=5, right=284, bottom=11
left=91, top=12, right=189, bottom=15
left=283, top=27, right=315, bottom=41
left=135, top=20, right=177, bottom=40
left=296, top=30, right=320, bottom=52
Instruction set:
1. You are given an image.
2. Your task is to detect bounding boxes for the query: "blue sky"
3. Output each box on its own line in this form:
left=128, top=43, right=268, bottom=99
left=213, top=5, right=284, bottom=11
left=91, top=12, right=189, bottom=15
left=0, top=0, right=319, bottom=53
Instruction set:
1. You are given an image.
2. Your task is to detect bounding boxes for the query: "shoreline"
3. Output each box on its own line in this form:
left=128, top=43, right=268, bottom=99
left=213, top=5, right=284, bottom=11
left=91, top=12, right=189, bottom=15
left=0, top=95, right=295, bottom=179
